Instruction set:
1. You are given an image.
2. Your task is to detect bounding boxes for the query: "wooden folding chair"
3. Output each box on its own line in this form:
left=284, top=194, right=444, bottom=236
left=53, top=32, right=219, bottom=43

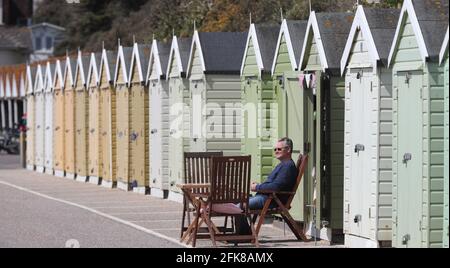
left=193, top=156, right=259, bottom=247
left=180, top=152, right=223, bottom=242
left=251, top=154, right=309, bottom=241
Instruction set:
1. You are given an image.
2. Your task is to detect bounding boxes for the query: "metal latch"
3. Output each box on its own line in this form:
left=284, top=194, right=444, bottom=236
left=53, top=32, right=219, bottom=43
left=170, top=129, right=176, bottom=135
left=403, top=153, right=412, bottom=164
left=354, top=215, right=362, bottom=223
left=354, top=144, right=365, bottom=153
left=151, top=129, right=157, bottom=134
left=402, top=234, right=411, bottom=245
left=130, top=132, right=138, bottom=141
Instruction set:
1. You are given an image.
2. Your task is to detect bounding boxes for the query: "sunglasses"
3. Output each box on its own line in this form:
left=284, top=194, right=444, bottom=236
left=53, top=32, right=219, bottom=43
left=274, top=147, right=287, bottom=152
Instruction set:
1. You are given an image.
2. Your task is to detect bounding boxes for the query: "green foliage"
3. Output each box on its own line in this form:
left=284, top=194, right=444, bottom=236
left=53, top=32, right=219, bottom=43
left=33, top=0, right=400, bottom=55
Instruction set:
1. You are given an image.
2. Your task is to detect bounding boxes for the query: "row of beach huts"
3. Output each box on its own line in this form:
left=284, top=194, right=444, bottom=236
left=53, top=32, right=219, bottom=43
left=0, top=0, right=448, bottom=248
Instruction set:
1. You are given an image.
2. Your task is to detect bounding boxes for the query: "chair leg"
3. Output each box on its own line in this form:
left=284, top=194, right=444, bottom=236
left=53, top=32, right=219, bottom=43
left=191, top=207, right=202, bottom=248
left=203, top=214, right=217, bottom=247
left=181, top=196, right=187, bottom=238
left=255, top=198, right=273, bottom=235
left=248, top=215, right=259, bottom=248
left=274, top=198, right=308, bottom=241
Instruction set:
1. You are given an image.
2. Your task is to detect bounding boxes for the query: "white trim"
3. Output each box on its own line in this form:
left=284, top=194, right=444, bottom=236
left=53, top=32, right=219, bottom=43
left=53, top=60, right=64, bottom=90
left=166, top=36, right=184, bottom=79
left=26, top=65, right=33, bottom=95
left=114, top=45, right=129, bottom=86
left=12, top=73, right=19, bottom=98
left=34, top=64, right=45, bottom=93
left=5, top=73, right=12, bottom=98
left=19, top=71, right=26, bottom=97
left=129, top=42, right=145, bottom=86
left=87, top=53, right=100, bottom=87
left=64, top=55, right=76, bottom=89
left=340, top=6, right=381, bottom=75
left=388, top=0, right=429, bottom=67
left=145, top=39, right=163, bottom=84
left=241, top=24, right=264, bottom=76
left=74, top=51, right=88, bottom=88
left=299, top=12, right=329, bottom=72
left=271, top=19, right=300, bottom=75
left=44, top=61, right=53, bottom=93
left=439, top=26, right=449, bottom=64
left=30, top=22, right=66, bottom=31
left=99, top=48, right=113, bottom=84
left=186, top=31, right=206, bottom=77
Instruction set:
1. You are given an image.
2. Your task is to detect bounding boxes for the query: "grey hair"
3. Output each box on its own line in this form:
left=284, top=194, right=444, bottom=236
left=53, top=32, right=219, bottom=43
left=279, top=137, right=293, bottom=153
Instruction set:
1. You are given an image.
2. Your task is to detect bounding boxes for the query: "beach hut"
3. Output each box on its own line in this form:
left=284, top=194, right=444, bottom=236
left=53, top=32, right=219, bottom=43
left=114, top=45, right=134, bottom=191
left=241, top=23, right=279, bottom=185
left=127, top=42, right=151, bottom=195
left=0, top=75, right=5, bottom=130
left=44, top=62, right=55, bottom=175
left=53, top=59, right=65, bottom=177
left=25, top=65, right=36, bottom=170
left=440, top=26, right=449, bottom=249
left=298, top=11, right=354, bottom=241
left=87, top=52, right=103, bottom=185
left=99, top=49, right=117, bottom=188
left=64, top=55, right=77, bottom=179
left=271, top=19, right=308, bottom=221
left=340, top=6, right=399, bottom=248
left=74, top=52, right=90, bottom=182
left=186, top=31, right=247, bottom=155
left=11, top=72, right=21, bottom=128
left=166, top=36, right=192, bottom=201
left=34, top=63, right=45, bottom=173
left=387, top=0, right=448, bottom=248
left=4, top=73, right=13, bottom=130
left=147, top=40, right=170, bottom=197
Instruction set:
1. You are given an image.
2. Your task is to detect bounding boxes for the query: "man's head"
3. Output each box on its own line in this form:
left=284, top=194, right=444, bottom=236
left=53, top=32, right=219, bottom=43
left=274, top=137, right=293, bottom=161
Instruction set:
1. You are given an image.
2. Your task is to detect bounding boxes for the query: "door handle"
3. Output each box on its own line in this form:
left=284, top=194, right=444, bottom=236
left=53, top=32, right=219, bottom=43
left=151, top=129, right=157, bottom=134
left=403, top=153, right=412, bottom=164
left=130, top=132, right=138, bottom=141
left=90, top=129, right=95, bottom=134
left=170, top=129, right=176, bottom=135
left=354, top=144, right=365, bottom=153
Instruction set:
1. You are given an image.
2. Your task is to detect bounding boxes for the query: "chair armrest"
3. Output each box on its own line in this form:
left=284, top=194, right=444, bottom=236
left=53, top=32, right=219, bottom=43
left=255, top=190, right=295, bottom=195
left=176, top=183, right=211, bottom=190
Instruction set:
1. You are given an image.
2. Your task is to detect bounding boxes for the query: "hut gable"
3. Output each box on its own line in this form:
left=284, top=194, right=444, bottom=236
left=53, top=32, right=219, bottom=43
left=53, top=60, right=64, bottom=90
left=440, top=27, right=449, bottom=64
left=26, top=65, right=36, bottom=95
left=300, top=12, right=354, bottom=72
left=241, top=24, right=279, bottom=76
left=12, top=73, right=18, bottom=98
left=4, top=73, right=11, bottom=98
left=0, top=75, right=4, bottom=99
left=44, top=62, right=55, bottom=93
left=74, top=52, right=90, bottom=89
left=114, top=46, right=133, bottom=86
left=388, top=0, right=449, bottom=66
left=146, top=40, right=170, bottom=82
left=129, top=43, right=151, bottom=84
left=187, top=31, right=247, bottom=76
left=64, top=56, right=77, bottom=90
left=87, top=52, right=102, bottom=88
left=99, top=49, right=116, bottom=86
left=167, top=36, right=192, bottom=78
left=341, top=6, right=399, bottom=74
left=272, top=20, right=307, bottom=75
left=34, top=64, right=44, bottom=93
left=19, top=71, right=26, bottom=97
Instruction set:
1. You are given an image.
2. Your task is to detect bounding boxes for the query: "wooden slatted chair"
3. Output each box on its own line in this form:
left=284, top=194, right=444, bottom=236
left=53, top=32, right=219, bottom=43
left=180, top=152, right=223, bottom=242
left=251, top=154, right=309, bottom=241
left=193, top=156, right=258, bottom=247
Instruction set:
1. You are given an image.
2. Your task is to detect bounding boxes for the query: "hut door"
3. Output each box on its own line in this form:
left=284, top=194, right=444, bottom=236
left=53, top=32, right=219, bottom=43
left=101, top=89, right=112, bottom=180
left=286, top=76, right=305, bottom=221
left=89, top=89, right=99, bottom=177
left=54, top=91, right=64, bottom=170
left=116, top=86, right=129, bottom=183
left=243, top=77, right=258, bottom=179
left=396, top=70, right=423, bottom=248
left=151, top=81, right=162, bottom=186
left=35, top=92, right=45, bottom=167
left=169, top=79, right=185, bottom=190
left=26, top=97, right=35, bottom=166
left=44, top=92, right=53, bottom=168
left=191, top=80, right=206, bottom=152
left=348, top=69, right=373, bottom=238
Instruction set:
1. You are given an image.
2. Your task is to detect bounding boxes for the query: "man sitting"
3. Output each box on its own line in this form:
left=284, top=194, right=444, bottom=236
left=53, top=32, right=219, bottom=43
left=235, top=137, right=298, bottom=235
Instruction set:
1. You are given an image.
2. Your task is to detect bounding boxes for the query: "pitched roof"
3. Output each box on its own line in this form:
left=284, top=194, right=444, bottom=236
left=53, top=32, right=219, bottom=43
left=341, top=6, right=399, bottom=73
left=286, top=20, right=308, bottom=65
left=388, top=0, right=449, bottom=65
left=316, top=12, right=354, bottom=70
left=440, top=26, right=449, bottom=64
left=0, top=26, right=32, bottom=51
left=99, top=49, right=117, bottom=84
left=114, top=46, right=133, bottom=84
left=64, top=56, right=78, bottom=87
left=87, top=52, right=102, bottom=86
left=178, top=37, right=192, bottom=72
left=364, top=8, right=400, bottom=64
left=196, top=31, right=248, bottom=73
